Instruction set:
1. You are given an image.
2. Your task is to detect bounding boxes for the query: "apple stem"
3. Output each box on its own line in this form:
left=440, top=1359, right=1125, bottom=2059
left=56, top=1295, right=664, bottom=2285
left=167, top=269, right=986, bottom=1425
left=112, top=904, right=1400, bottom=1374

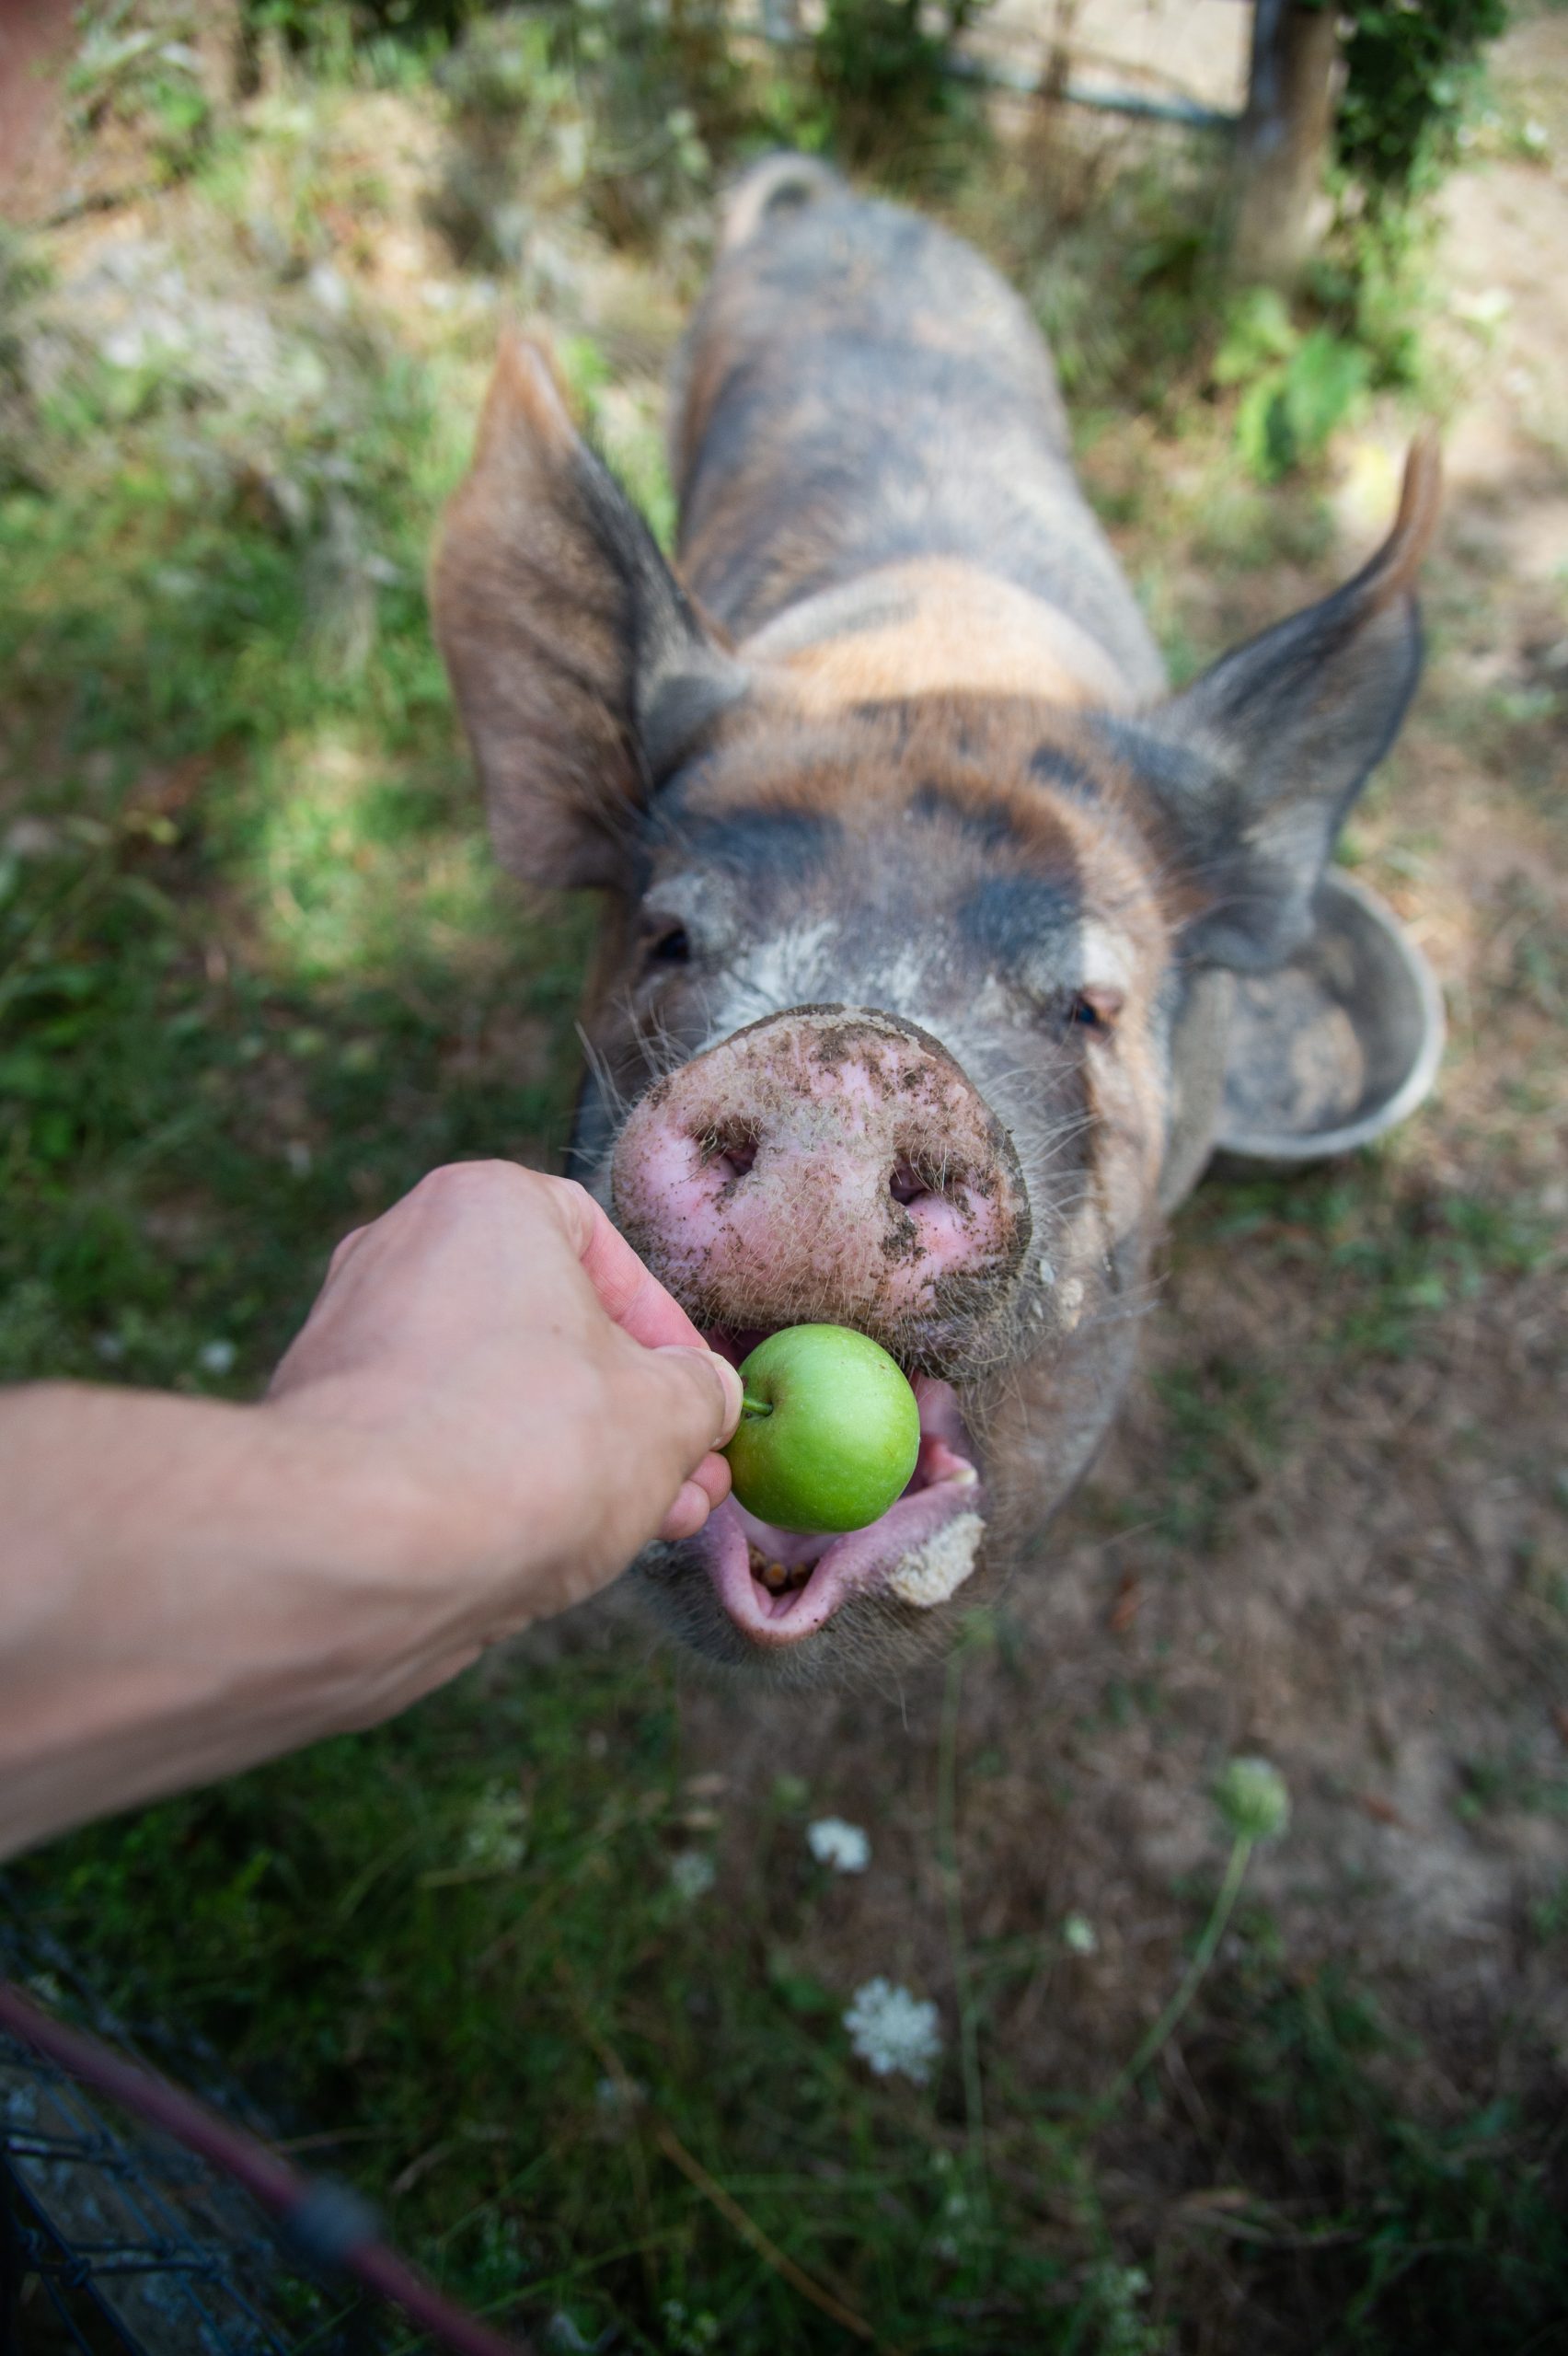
left=740, top=1391, right=773, bottom=1419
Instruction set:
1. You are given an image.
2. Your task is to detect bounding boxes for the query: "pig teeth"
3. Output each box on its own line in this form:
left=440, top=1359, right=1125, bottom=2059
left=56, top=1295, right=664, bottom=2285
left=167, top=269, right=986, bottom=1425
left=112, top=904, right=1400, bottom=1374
left=748, top=1545, right=810, bottom=1596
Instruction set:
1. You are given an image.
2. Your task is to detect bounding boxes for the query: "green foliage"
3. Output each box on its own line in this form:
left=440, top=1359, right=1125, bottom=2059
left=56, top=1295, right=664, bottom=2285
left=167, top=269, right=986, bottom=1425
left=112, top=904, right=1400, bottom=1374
left=15, top=1711, right=1564, bottom=2350
left=1148, top=1354, right=1285, bottom=1549
left=68, top=0, right=217, bottom=182
left=7, top=1668, right=1090, bottom=2351
left=1337, top=0, right=1511, bottom=204
left=1212, top=3, right=1510, bottom=471
left=551, top=0, right=764, bottom=248
left=1210, top=1963, right=1568, bottom=2351
left=0, top=305, right=589, bottom=1393
left=1215, top=289, right=1370, bottom=480
left=431, top=11, right=580, bottom=263
left=246, top=0, right=473, bottom=49
left=811, top=0, right=993, bottom=179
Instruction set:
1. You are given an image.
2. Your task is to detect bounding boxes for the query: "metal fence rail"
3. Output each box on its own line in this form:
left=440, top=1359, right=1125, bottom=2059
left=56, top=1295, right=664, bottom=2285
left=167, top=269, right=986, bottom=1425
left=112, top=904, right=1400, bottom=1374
left=0, top=1895, right=378, bottom=2355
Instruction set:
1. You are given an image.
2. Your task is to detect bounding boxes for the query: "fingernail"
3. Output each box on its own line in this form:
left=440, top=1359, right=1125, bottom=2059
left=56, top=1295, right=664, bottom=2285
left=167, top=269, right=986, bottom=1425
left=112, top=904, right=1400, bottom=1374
left=658, top=1345, right=744, bottom=1441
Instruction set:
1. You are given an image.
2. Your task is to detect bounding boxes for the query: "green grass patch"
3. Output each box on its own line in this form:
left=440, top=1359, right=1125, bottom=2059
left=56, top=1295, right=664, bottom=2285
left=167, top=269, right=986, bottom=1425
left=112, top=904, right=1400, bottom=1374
left=0, top=285, right=590, bottom=1394
left=1190, top=1959, right=1568, bottom=2354
left=1183, top=1160, right=1561, bottom=1367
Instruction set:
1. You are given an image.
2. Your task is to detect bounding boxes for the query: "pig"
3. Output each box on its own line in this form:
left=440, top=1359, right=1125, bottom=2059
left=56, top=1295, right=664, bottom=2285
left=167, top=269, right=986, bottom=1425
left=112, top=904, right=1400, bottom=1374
left=432, top=156, right=1439, bottom=1684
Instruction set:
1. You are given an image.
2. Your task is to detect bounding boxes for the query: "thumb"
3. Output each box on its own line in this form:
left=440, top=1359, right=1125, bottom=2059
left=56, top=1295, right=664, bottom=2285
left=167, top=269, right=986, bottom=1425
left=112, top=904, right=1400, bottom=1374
left=649, top=1345, right=744, bottom=1463
left=603, top=1344, right=743, bottom=1562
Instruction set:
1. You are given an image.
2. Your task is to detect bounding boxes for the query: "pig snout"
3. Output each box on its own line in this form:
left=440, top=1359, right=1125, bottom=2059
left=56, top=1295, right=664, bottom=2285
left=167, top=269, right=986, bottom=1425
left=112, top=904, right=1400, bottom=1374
left=611, top=1006, right=1032, bottom=1351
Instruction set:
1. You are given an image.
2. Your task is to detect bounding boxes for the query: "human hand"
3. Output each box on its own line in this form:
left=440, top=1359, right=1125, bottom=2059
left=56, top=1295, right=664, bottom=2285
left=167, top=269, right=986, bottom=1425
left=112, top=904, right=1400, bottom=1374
left=267, top=1161, right=743, bottom=1642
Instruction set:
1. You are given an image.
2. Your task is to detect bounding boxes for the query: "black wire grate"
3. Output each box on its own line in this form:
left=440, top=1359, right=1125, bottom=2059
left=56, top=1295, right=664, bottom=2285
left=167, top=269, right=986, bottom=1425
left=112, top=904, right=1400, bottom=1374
left=0, top=1892, right=382, bottom=2355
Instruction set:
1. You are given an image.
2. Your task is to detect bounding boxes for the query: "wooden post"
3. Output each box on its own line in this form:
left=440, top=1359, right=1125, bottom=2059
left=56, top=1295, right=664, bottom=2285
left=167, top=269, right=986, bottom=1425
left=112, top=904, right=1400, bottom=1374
left=1232, top=0, right=1342, bottom=285
left=1042, top=0, right=1080, bottom=106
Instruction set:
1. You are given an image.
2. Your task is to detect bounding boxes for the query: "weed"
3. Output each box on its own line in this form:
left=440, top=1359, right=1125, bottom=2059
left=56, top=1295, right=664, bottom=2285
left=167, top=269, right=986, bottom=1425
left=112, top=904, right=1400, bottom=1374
left=1215, top=290, right=1370, bottom=482
left=1189, top=1963, right=1568, bottom=2352
left=68, top=0, right=216, bottom=184
left=1337, top=0, right=1510, bottom=205
left=1092, top=1761, right=1290, bottom=2122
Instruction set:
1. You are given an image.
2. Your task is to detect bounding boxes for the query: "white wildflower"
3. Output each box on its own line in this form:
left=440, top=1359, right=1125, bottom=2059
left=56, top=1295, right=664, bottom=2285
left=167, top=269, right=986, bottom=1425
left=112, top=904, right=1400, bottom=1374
left=545, top=2316, right=593, bottom=2354
left=806, top=1817, right=870, bottom=1874
left=662, top=2299, right=719, bottom=2353
left=844, top=1977, right=942, bottom=2085
left=669, top=1849, right=715, bottom=1900
left=460, top=1782, right=528, bottom=1872
left=198, top=1338, right=236, bottom=1376
left=594, top=2074, right=643, bottom=2114
left=1062, top=1911, right=1099, bottom=1957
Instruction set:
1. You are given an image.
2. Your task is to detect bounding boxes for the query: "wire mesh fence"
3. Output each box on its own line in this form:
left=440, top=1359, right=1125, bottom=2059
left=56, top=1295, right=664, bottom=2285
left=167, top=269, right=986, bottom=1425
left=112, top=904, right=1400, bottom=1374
left=0, top=1890, right=383, bottom=2356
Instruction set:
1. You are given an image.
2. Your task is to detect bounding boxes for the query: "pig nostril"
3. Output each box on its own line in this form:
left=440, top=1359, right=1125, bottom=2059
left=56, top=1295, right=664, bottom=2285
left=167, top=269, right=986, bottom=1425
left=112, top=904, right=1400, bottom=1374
left=890, top=1155, right=940, bottom=1207
left=699, top=1125, right=759, bottom=1184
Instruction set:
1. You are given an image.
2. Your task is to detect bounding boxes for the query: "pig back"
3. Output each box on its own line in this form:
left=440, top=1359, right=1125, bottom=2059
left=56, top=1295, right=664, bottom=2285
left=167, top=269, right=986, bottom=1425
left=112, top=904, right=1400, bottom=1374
left=671, top=184, right=1165, bottom=699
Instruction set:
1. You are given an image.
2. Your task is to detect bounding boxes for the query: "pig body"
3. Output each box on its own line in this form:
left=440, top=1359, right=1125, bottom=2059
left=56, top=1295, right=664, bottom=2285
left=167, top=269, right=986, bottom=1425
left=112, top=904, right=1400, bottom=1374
left=433, top=159, right=1438, bottom=1681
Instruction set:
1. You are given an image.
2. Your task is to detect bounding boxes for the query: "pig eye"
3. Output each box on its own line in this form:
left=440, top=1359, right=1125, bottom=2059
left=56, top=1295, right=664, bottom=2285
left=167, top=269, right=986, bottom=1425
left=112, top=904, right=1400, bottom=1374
left=645, top=922, right=692, bottom=967
left=1066, top=987, right=1123, bottom=1033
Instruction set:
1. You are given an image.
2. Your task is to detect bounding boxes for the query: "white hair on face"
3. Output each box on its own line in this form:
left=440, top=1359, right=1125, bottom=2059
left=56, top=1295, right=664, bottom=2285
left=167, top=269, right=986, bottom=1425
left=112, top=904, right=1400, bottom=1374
left=698, top=918, right=955, bottom=1050
left=698, top=918, right=839, bottom=1046
left=1078, top=918, right=1136, bottom=994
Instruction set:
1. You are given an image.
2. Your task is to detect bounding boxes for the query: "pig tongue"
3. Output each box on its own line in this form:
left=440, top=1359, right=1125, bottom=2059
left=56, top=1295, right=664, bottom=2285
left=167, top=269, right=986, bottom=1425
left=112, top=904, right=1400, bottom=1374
left=698, top=1376, right=984, bottom=1647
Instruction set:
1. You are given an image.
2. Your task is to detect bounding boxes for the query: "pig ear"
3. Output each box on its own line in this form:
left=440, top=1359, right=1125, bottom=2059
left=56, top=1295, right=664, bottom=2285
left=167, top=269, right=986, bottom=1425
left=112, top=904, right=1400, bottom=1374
left=1109, top=433, right=1440, bottom=971
left=431, top=333, right=746, bottom=890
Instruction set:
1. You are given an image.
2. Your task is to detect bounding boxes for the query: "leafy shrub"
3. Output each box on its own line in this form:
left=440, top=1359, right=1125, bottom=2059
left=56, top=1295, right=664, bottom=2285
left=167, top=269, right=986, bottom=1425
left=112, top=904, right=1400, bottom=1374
left=430, top=10, right=578, bottom=265
left=811, top=0, right=994, bottom=176
left=1214, top=288, right=1370, bottom=480
left=68, top=0, right=216, bottom=182
left=1337, top=0, right=1510, bottom=204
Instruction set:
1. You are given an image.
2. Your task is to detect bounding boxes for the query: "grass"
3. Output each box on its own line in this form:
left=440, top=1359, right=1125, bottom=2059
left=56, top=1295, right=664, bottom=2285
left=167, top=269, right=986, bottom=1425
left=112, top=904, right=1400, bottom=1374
left=11, top=1676, right=1568, bottom=2351
left=1180, top=1164, right=1561, bottom=1368
left=0, top=261, right=593, bottom=1392
left=1179, top=1959, right=1568, bottom=2355
left=4, top=16, right=1568, bottom=2356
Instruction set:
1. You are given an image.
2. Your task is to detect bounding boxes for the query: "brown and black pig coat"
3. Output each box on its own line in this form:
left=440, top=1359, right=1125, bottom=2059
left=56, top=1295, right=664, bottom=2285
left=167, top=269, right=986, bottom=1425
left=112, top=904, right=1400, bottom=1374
left=432, top=157, right=1440, bottom=1683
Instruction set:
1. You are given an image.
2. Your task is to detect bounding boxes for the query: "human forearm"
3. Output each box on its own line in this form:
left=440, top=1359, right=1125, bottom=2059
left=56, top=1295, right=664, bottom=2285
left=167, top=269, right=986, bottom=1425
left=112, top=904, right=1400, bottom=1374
left=0, top=1384, right=465, bottom=1859
left=0, top=1166, right=739, bottom=1858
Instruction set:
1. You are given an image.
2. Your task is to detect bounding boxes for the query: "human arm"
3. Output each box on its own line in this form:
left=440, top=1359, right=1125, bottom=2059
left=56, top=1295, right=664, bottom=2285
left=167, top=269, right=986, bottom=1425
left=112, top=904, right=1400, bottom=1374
left=0, top=1162, right=742, bottom=1859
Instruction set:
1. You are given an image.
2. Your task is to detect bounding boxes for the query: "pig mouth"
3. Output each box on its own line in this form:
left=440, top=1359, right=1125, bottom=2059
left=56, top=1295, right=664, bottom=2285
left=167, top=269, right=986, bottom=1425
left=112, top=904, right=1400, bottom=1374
left=697, top=1334, right=984, bottom=1648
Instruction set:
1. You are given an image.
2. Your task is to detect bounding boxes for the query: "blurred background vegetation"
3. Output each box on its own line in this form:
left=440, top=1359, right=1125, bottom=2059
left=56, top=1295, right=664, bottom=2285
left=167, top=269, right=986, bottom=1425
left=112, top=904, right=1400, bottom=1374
left=2, top=2, right=1566, bottom=2350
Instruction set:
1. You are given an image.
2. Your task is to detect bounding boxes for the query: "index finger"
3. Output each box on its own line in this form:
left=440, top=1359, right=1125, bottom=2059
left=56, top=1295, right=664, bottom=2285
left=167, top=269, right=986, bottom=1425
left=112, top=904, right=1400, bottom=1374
left=556, top=1180, right=709, bottom=1352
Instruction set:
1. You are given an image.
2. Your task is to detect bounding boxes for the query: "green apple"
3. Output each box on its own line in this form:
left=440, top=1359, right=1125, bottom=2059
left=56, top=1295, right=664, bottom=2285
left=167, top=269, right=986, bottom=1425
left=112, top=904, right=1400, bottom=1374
left=724, top=1324, right=921, bottom=1535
